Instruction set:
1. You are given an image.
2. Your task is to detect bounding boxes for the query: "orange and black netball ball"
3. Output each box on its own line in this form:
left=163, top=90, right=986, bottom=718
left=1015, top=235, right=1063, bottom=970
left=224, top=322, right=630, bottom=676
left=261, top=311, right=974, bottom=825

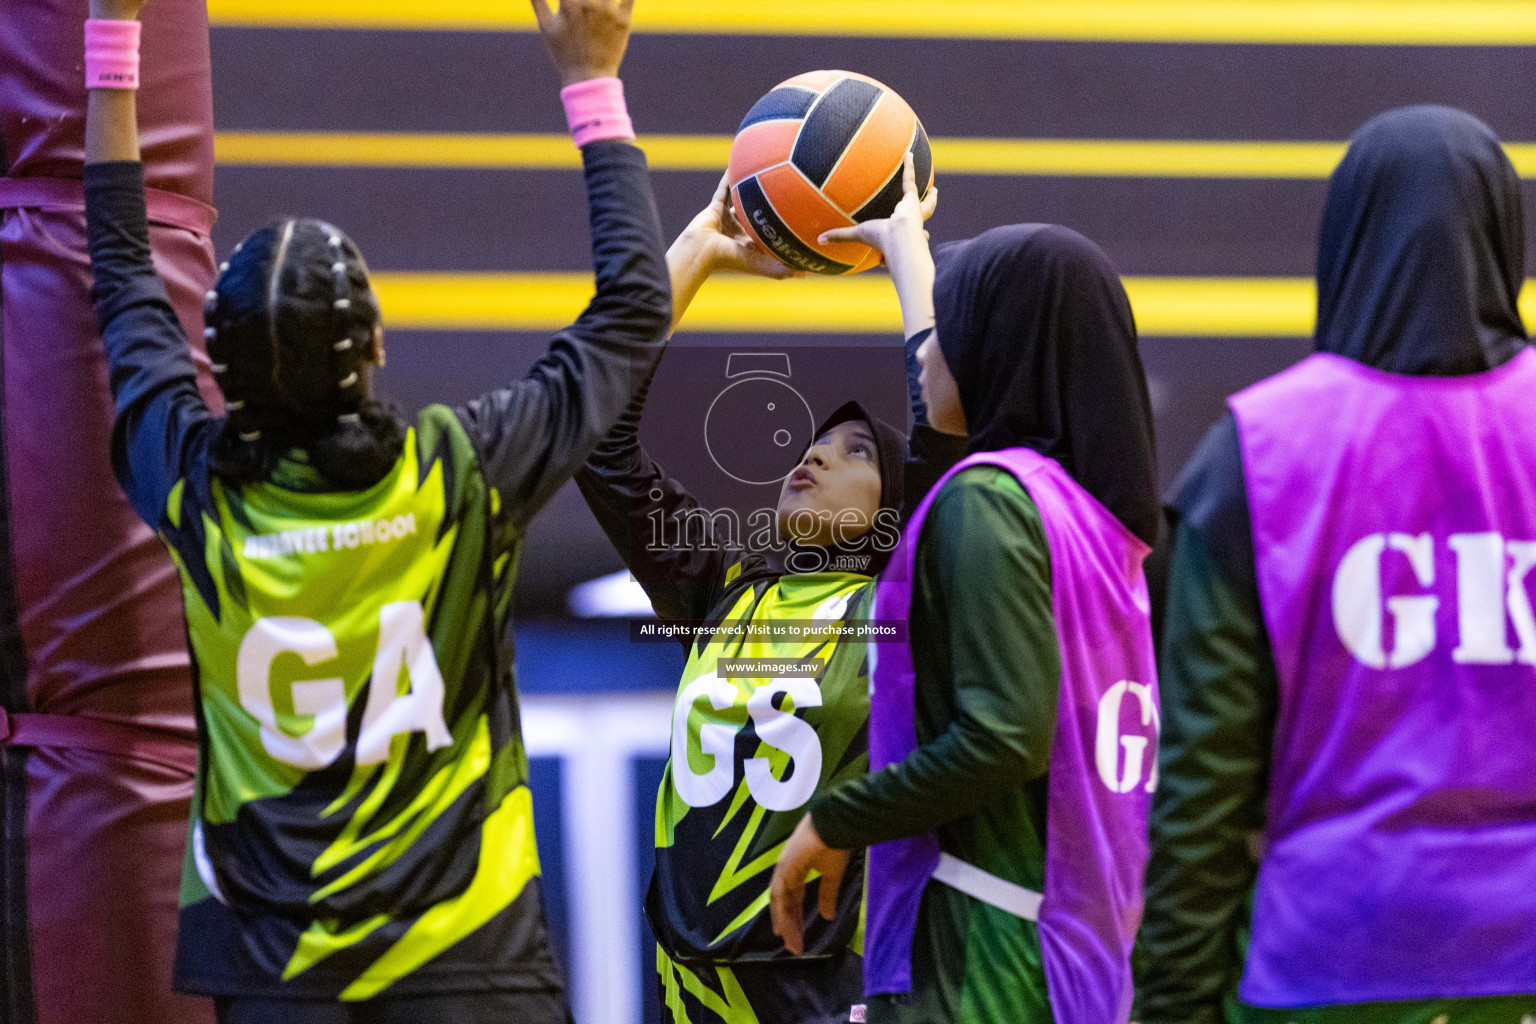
left=728, top=71, right=934, bottom=276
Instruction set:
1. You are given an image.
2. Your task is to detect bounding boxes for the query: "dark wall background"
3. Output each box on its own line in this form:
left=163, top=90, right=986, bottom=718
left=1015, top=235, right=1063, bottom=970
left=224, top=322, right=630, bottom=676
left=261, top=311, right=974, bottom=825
left=206, top=27, right=1536, bottom=617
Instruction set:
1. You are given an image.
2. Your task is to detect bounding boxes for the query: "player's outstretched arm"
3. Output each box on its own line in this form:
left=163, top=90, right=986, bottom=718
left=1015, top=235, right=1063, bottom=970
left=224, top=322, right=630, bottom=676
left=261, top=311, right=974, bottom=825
left=83, top=0, right=216, bottom=525
left=572, top=171, right=800, bottom=622
left=821, top=153, right=938, bottom=341
left=573, top=363, right=739, bottom=626
left=822, top=156, right=962, bottom=501
left=459, top=0, right=672, bottom=531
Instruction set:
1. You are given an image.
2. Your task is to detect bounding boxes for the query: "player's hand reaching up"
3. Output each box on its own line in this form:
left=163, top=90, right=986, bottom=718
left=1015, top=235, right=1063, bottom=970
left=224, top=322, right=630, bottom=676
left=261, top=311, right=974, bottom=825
left=665, top=173, right=801, bottom=333
left=531, top=0, right=635, bottom=86
left=770, top=814, right=850, bottom=956
left=819, top=151, right=937, bottom=277
left=821, top=152, right=939, bottom=339
left=685, top=174, right=802, bottom=280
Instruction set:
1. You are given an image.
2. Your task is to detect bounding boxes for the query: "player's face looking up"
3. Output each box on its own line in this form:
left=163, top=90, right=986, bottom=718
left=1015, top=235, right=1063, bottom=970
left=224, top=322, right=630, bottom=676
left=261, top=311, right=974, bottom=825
left=775, top=420, right=883, bottom=547
left=917, top=333, right=967, bottom=437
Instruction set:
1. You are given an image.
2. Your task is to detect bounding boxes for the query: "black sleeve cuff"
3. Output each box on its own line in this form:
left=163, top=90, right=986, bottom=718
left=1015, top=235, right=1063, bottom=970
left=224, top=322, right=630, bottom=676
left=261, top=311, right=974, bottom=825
left=580, top=138, right=648, bottom=172
left=84, top=159, right=150, bottom=239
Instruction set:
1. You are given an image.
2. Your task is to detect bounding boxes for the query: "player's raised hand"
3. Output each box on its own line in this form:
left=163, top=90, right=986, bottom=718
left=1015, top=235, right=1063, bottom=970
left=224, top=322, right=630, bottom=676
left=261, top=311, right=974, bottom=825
left=820, top=152, right=938, bottom=339
left=530, top=0, right=635, bottom=87
left=770, top=814, right=849, bottom=956
left=818, top=152, right=935, bottom=266
left=666, top=173, right=803, bottom=332
left=684, top=174, right=802, bottom=280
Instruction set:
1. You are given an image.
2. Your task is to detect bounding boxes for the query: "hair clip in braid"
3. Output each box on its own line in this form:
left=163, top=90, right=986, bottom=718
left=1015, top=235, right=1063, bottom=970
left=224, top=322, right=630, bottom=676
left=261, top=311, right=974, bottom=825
left=337, top=412, right=362, bottom=425
left=239, top=430, right=262, bottom=442
left=211, top=363, right=228, bottom=374
left=327, top=232, right=365, bottom=402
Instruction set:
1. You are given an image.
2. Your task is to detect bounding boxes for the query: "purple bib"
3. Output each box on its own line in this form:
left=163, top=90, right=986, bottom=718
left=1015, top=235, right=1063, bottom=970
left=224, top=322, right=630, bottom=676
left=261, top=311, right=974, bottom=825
left=1231, top=348, right=1536, bottom=1007
left=865, top=448, right=1157, bottom=1024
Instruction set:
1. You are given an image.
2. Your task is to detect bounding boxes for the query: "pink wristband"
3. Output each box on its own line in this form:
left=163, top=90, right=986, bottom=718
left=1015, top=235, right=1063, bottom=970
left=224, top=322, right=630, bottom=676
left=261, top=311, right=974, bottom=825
left=85, top=19, right=141, bottom=90
left=560, top=77, right=635, bottom=148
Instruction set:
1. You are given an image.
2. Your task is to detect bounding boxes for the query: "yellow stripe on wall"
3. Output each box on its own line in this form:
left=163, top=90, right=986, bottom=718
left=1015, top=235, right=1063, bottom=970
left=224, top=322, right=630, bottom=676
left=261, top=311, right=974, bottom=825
left=215, top=132, right=1536, bottom=180
left=368, top=273, right=1535, bottom=337
left=214, top=132, right=729, bottom=172
left=207, top=0, right=1536, bottom=45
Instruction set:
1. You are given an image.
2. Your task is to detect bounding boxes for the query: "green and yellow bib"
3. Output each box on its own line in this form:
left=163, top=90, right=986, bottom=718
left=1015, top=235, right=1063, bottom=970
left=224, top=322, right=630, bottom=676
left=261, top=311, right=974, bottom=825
left=165, top=406, right=558, bottom=999
left=649, top=569, right=873, bottom=964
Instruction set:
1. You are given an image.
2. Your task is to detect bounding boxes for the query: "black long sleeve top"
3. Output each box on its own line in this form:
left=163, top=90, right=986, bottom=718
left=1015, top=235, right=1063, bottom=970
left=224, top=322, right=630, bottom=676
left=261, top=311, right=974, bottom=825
left=85, top=141, right=671, bottom=532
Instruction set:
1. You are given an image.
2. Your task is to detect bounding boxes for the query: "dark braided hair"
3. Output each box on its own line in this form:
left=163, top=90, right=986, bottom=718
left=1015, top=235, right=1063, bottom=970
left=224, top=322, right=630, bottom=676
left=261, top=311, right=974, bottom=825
left=204, top=218, right=405, bottom=489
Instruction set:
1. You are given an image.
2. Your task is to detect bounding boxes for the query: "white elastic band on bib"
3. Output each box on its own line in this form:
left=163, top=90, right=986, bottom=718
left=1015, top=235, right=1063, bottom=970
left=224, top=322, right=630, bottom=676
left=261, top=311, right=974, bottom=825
left=931, top=853, right=1043, bottom=921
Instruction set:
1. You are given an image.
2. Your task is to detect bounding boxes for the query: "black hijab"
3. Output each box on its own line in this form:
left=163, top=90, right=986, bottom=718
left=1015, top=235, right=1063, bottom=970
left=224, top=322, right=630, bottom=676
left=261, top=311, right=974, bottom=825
left=782, top=400, right=907, bottom=577
left=934, top=224, right=1160, bottom=546
left=1316, top=105, right=1528, bottom=375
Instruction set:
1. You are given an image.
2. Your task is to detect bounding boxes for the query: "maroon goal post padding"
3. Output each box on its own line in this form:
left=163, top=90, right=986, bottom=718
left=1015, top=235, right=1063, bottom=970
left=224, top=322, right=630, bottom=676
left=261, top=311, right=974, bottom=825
left=0, top=1, right=219, bottom=1021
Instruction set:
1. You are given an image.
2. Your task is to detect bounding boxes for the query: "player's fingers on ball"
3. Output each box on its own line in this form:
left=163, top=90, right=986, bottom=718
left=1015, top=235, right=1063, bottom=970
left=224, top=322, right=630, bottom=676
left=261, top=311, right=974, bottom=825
left=921, top=186, right=939, bottom=221
left=818, top=226, right=867, bottom=247
left=757, top=257, right=802, bottom=279
left=529, top=0, right=554, bottom=29
left=713, top=186, right=736, bottom=222
left=901, top=151, right=918, bottom=195
left=748, top=252, right=791, bottom=278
